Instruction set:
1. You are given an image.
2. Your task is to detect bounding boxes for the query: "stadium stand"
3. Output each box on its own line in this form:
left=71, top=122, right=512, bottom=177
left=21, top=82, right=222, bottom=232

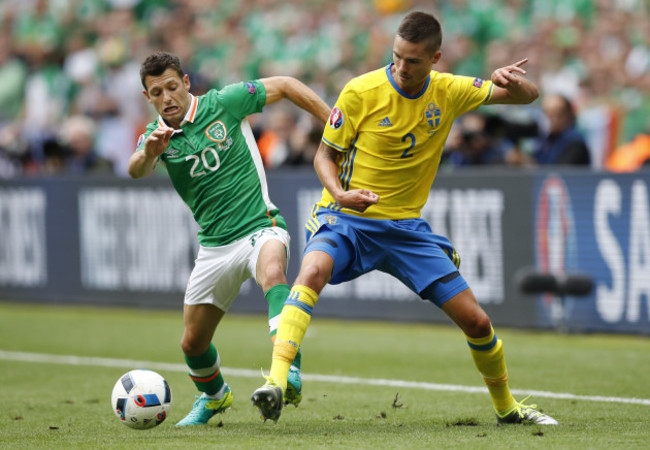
left=0, top=0, right=649, bottom=176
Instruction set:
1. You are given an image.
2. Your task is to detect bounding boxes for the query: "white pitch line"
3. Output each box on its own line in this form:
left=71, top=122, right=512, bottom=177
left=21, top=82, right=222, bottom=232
left=1, top=350, right=649, bottom=406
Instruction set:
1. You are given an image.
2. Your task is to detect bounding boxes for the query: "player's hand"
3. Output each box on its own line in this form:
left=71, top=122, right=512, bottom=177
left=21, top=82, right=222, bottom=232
left=491, top=58, right=528, bottom=88
left=144, top=126, right=174, bottom=158
left=336, top=189, right=379, bottom=212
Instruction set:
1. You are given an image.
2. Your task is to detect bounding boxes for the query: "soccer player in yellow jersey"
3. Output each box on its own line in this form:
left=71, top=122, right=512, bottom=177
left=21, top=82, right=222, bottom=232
left=252, top=11, right=558, bottom=425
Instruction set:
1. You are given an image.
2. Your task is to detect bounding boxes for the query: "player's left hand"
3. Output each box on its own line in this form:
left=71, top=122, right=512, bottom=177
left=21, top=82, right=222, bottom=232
left=491, top=58, right=528, bottom=88
left=336, top=189, right=379, bottom=213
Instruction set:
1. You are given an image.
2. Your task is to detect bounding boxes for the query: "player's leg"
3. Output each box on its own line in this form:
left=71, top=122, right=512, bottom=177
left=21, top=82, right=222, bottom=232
left=181, top=304, right=229, bottom=399
left=251, top=226, right=355, bottom=422
left=176, top=303, right=234, bottom=426
left=268, top=224, right=358, bottom=392
left=176, top=244, right=247, bottom=426
left=390, top=232, right=517, bottom=418
left=438, top=288, right=516, bottom=412
left=255, top=235, right=303, bottom=406
left=251, top=249, right=334, bottom=422
left=269, top=249, right=333, bottom=388
left=436, top=287, right=557, bottom=425
left=395, top=224, right=557, bottom=425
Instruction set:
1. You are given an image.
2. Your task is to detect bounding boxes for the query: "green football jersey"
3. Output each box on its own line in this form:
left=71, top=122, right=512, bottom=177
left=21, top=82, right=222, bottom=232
left=136, top=80, right=287, bottom=246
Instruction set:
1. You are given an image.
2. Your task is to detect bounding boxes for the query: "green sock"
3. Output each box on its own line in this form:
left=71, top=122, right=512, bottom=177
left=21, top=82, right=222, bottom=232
left=184, top=343, right=226, bottom=396
left=265, top=284, right=302, bottom=370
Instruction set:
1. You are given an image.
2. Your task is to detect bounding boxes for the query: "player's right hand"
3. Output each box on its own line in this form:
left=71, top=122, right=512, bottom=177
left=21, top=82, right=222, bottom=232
left=336, top=189, right=379, bottom=213
left=144, top=126, right=174, bottom=158
left=491, top=58, right=528, bottom=88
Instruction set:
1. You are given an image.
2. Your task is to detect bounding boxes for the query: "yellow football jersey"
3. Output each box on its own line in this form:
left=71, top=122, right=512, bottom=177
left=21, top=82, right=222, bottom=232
left=319, top=64, right=494, bottom=219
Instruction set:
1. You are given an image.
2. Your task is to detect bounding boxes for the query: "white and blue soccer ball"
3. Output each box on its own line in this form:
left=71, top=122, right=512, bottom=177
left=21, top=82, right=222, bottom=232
left=111, top=369, right=172, bottom=429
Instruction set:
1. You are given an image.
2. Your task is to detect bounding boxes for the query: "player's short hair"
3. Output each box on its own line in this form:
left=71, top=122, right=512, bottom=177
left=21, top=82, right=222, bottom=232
left=397, top=11, right=442, bottom=54
left=140, top=51, right=185, bottom=89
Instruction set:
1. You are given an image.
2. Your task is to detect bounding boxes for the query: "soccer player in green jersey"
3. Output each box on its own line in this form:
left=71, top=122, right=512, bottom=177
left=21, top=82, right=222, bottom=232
left=252, top=12, right=558, bottom=425
left=129, top=51, right=330, bottom=426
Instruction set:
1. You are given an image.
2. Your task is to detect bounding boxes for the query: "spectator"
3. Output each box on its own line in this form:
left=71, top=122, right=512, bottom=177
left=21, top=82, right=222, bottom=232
left=0, top=34, right=27, bottom=126
left=1, top=0, right=650, bottom=177
left=256, top=106, right=299, bottom=168
left=283, top=114, right=325, bottom=167
left=532, top=93, right=590, bottom=165
left=443, top=112, right=513, bottom=167
left=256, top=105, right=325, bottom=168
left=57, top=115, right=113, bottom=174
left=0, top=33, right=27, bottom=177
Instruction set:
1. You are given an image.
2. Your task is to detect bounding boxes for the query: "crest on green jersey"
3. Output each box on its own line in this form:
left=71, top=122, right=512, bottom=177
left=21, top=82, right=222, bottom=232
left=205, top=121, right=228, bottom=143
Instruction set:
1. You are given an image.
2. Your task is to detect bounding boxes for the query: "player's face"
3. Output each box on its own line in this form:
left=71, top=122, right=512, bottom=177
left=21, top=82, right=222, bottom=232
left=143, top=68, right=191, bottom=129
left=392, top=35, right=441, bottom=96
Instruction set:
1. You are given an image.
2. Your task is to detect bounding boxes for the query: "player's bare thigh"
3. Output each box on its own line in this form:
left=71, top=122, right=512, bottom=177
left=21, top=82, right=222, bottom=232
left=255, top=238, right=288, bottom=292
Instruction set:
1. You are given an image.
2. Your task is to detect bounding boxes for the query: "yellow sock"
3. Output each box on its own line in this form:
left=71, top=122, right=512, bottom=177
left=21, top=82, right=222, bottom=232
left=269, top=285, right=318, bottom=391
left=466, top=328, right=517, bottom=414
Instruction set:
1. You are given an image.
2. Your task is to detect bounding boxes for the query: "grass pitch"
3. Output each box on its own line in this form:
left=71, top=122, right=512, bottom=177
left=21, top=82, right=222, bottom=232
left=0, top=301, right=648, bottom=449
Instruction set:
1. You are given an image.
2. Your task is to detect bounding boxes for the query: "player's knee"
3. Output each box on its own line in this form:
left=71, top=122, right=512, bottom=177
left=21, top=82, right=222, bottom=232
left=180, top=335, right=207, bottom=357
left=296, top=261, right=329, bottom=292
left=463, top=313, right=492, bottom=339
left=259, top=263, right=287, bottom=290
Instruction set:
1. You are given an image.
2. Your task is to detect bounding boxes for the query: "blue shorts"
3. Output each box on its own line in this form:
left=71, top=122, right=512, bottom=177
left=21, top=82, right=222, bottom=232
left=304, top=209, right=469, bottom=307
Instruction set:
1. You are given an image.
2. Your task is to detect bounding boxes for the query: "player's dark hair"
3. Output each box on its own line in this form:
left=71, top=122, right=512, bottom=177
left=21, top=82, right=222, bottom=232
left=397, top=11, right=442, bottom=54
left=140, top=51, right=185, bottom=89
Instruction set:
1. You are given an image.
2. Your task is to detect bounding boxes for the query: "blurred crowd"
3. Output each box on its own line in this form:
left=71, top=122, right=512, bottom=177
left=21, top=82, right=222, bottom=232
left=1, top=0, right=649, bottom=178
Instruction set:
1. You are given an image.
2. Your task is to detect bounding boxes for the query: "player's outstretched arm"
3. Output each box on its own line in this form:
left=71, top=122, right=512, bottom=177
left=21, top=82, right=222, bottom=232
left=261, top=76, right=331, bottom=123
left=314, top=143, right=379, bottom=213
left=486, top=58, right=539, bottom=105
left=128, top=127, right=173, bottom=178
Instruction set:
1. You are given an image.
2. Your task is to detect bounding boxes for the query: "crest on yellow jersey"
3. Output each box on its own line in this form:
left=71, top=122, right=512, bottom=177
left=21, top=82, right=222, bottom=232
left=424, top=103, right=441, bottom=134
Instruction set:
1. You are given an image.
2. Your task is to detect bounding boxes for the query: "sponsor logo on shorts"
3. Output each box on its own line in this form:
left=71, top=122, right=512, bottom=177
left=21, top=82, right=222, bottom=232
left=249, top=228, right=280, bottom=247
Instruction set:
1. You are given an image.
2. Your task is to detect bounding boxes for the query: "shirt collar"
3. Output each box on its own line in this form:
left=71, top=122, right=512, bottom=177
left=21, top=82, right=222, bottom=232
left=385, top=63, right=431, bottom=100
left=156, top=94, right=199, bottom=132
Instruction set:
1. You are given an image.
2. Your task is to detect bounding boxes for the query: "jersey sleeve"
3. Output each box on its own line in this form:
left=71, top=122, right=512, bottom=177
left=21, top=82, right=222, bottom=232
left=321, top=82, right=362, bottom=152
left=216, top=80, right=266, bottom=120
left=447, top=75, right=494, bottom=118
left=134, top=123, right=157, bottom=153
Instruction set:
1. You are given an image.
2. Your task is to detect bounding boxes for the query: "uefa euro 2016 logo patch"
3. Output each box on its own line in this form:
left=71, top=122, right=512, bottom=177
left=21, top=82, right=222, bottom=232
left=245, top=81, right=256, bottom=94
left=473, top=77, right=484, bottom=88
left=205, top=121, right=227, bottom=143
left=329, top=107, right=344, bottom=130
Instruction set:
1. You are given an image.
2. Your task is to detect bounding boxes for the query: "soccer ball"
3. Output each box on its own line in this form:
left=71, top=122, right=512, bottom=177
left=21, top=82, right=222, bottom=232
left=111, top=369, right=172, bottom=429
